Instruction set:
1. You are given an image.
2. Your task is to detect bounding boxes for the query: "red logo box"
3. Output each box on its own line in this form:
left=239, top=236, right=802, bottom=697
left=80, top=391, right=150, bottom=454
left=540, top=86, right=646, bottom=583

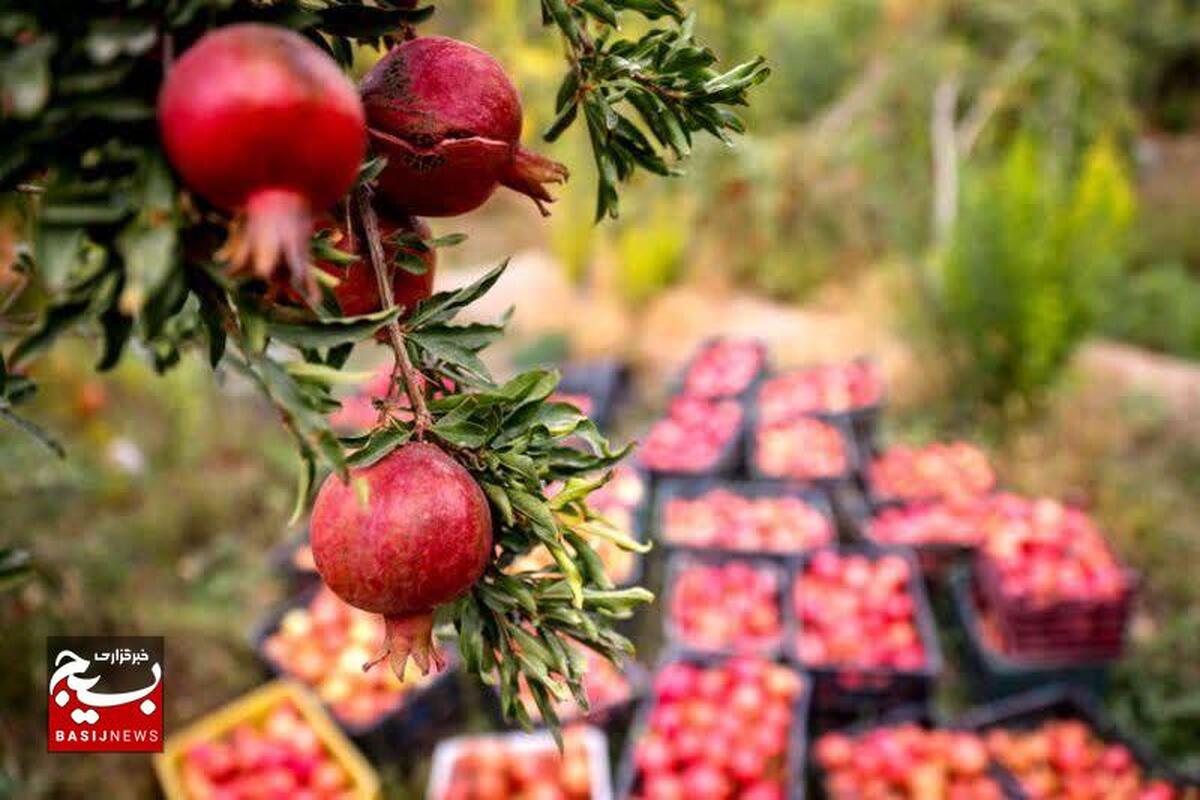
left=47, top=636, right=164, bottom=752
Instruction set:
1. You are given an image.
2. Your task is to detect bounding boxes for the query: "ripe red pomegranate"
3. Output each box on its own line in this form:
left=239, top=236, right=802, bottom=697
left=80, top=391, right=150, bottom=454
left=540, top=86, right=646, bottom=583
left=158, top=24, right=366, bottom=301
left=317, top=214, right=435, bottom=320
left=361, top=36, right=568, bottom=218
left=310, top=442, right=493, bottom=674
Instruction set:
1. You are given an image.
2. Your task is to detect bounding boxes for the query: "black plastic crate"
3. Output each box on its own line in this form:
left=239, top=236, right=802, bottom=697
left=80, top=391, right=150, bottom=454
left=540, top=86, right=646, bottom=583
left=844, top=488, right=980, bottom=582
left=857, top=440, right=998, bottom=508
left=250, top=584, right=463, bottom=764
left=744, top=399, right=862, bottom=494
left=949, top=568, right=1113, bottom=702
left=754, top=357, right=886, bottom=461
left=807, top=704, right=1023, bottom=800
left=653, top=477, right=836, bottom=561
left=956, top=685, right=1198, bottom=795
left=785, top=545, right=943, bottom=716
left=557, top=358, right=631, bottom=433
left=673, top=336, right=770, bottom=402
left=639, top=397, right=748, bottom=482
left=614, top=652, right=811, bottom=800
left=662, top=551, right=788, bottom=658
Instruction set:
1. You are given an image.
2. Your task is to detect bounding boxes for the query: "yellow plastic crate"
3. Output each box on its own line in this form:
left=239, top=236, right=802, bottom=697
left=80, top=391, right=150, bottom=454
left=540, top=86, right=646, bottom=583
left=154, top=679, right=380, bottom=800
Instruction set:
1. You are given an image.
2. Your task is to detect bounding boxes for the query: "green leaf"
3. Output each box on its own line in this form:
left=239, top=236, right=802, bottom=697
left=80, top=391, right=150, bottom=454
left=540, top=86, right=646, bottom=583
left=234, top=354, right=348, bottom=480
left=433, top=403, right=496, bottom=449
left=34, top=227, right=87, bottom=293
left=408, top=261, right=509, bottom=328
left=346, top=425, right=411, bottom=468
left=482, top=481, right=515, bottom=526
left=9, top=297, right=94, bottom=369
left=267, top=306, right=401, bottom=348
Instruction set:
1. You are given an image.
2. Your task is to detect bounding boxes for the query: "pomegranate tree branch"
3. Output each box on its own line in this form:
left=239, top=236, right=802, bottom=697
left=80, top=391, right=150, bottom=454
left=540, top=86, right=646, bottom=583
left=353, top=188, right=432, bottom=435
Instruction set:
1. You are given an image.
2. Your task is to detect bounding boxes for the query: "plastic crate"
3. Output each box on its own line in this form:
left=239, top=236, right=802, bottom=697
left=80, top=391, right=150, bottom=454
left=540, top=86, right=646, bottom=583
left=755, top=357, right=886, bottom=459
left=673, top=336, right=769, bottom=402
left=653, top=477, right=836, bottom=560
left=807, top=705, right=1023, bottom=800
left=956, top=685, right=1198, bottom=796
left=251, top=585, right=463, bottom=763
left=557, top=358, right=631, bottom=433
left=786, top=546, right=943, bottom=716
left=846, top=489, right=981, bottom=581
left=949, top=568, right=1113, bottom=702
left=639, top=397, right=747, bottom=482
left=973, top=554, right=1136, bottom=660
left=427, top=726, right=614, bottom=800
left=744, top=404, right=862, bottom=494
left=155, top=680, right=380, bottom=800
left=662, top=551, right=787, bottom=658
left=859, top=440, right=997, bottom=507
left=614, top=653, right=811, bottom=800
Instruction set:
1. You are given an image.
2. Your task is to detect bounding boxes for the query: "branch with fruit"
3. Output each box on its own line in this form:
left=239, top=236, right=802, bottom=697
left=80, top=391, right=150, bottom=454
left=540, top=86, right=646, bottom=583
left=0, top=1, right=765, bottom=732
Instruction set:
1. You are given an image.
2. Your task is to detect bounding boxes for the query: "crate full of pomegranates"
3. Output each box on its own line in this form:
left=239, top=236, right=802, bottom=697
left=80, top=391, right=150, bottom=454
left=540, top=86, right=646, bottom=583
left=858, top=494, right=995, bottom=579
left=639, top=395, right=745, bottom=479
left=676, top=337, right=769, bottom=401
left=664, top=554, right=787, bottom=657
left=812, top=721, right=1019, bottom=800
left=865, top=440, right=996, bottom=505
left=427, top=725, right=612, bottom=800
left=617, top=655, right=809, bottom=800
left=787, top=547, right=942, bottom=714
left=958, top=686, right=1198, bottom=800
left=655, top=478, right=835, bottom=559
left=972, top=496, right=1137, bottom=660
left=254, top=585, right=460, bottom=758
left=747, top=412, right=859, bottom=488
left=756, top=357, right=885, bottom=449
left=155, top=680, right=380, bottom=800
left=948, top=568, right=1114, bottom=703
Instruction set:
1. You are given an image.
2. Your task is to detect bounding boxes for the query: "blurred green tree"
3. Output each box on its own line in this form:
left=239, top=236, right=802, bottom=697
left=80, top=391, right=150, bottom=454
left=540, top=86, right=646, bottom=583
left=936, top=134, right=1135, bottom=410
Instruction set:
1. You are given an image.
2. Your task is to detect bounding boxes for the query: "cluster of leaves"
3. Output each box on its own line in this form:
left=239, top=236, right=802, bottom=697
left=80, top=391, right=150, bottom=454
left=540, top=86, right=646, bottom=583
left=541, top=0, right=771, bottom=219
left=341, top=263, right=652, bottom=732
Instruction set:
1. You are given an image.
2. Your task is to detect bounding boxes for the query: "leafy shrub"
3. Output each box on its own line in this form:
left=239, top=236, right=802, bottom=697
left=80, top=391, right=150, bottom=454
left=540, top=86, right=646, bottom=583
left=1102, top=261, right=1200, bottom=360
left=936, top=135, right=1135, bottom=409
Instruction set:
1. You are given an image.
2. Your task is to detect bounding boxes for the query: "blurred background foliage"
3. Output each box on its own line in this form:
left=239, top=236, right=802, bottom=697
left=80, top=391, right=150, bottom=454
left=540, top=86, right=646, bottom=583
left=5, top=0, right=1200, bottom=794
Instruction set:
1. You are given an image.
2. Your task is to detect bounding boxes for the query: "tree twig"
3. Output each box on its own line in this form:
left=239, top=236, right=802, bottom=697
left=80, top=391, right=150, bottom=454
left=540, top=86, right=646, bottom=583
left=353, top=188, right=432, bottom=435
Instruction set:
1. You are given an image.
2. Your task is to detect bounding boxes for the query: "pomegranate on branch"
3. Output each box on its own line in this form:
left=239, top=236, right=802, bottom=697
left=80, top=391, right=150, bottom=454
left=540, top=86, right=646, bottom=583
left=158, top=23, right=366, bottom=301
left=311, top=442, right=493, bottom=675
left=362, top=36, right=569, bottom=217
